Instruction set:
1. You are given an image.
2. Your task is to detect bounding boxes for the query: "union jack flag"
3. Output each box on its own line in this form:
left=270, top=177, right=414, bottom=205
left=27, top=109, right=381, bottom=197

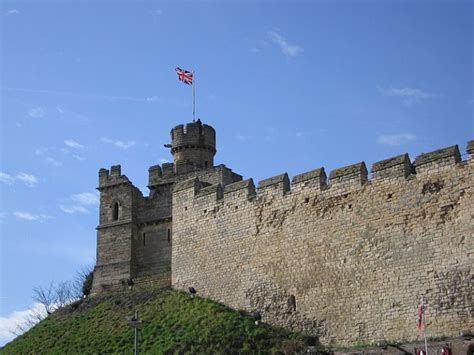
left=175, top=67, right=193, bottom=85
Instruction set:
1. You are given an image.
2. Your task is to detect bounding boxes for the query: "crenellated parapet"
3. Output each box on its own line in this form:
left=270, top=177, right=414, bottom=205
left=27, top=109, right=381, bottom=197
left=98, top=165, right=131, bottom=189
left=414, top=145, right=461, bottom=175
left=169, top=121, right=216, bottom=169
left=148, top=162, right=241, bottom=190
left=172, top=140, right=473, bottom=208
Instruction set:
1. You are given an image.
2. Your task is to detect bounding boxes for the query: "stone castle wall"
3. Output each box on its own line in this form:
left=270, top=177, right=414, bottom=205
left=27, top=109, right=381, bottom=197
left=171, top=142, right=474, bottom=347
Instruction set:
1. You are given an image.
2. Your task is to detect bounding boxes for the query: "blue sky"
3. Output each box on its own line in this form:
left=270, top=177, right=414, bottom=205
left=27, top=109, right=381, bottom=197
left=0, top=0, right=472, bottom=345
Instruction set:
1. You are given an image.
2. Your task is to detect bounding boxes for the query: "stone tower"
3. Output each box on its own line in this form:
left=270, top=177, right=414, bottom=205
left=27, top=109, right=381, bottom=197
left=170, top=120, right=216, bottom=172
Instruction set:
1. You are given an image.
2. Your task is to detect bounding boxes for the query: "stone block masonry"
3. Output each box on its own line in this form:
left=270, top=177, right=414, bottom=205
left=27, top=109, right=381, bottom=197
left=172, top=140, right=473, bottom=347
left=92, top=119, right=473, bottom=348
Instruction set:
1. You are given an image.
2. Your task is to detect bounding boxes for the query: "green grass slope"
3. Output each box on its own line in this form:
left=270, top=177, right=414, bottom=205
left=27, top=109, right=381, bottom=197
left=1, top=288, right=323, bottom=354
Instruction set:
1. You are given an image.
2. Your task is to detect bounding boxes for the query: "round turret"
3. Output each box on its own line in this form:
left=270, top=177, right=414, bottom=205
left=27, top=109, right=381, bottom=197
left=170, top=120, right=216, bottom=169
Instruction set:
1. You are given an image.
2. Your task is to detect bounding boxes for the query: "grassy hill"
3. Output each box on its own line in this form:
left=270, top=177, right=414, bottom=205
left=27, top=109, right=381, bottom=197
left=1, top=288, right=324, bottom=354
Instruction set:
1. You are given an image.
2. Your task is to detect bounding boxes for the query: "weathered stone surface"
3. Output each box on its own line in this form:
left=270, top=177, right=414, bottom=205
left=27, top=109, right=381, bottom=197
left=196, top=183, right=223, bottom=200
left=330, top=161, right=367, bottom=179
left=224, top=179, right=255, bottom=194
left=415, top=145, right=461, bottom=166
left=292, top=167, right=326, bottom=184
left=258, top=173, right=289, bottom=189
left=372, top=154, right=410, bottom=172
left=173, top=177, right=200, bottom=193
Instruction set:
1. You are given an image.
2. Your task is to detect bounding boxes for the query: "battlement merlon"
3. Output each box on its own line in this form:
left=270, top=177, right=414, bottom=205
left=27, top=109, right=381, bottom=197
left=329, top=162, right=368, bottom=188
left=258, top=173, right=290, bottom=196
left=292, top=168, right=327, bottom=191
left=224, top=179, right=256, bottom=199
left=371, top=154, right=413, bottom=182
left=414, top=145, right=461, bottom=174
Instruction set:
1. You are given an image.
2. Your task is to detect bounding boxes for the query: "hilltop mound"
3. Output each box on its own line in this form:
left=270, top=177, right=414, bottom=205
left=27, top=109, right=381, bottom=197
left=1, top=288, right=322, bottom=354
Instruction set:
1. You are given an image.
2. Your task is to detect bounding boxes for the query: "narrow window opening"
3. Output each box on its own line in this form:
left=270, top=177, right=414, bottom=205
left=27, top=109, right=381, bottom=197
left=304, top=197, right=309, bottom=203
left=348, top=204, right=352, bottom=210
left=167, top=229, right=171, bottom=244
left=143, top=233, right=146, bottom=246
left=204, top=161, right=209, bottom=168
left=184, top=206, right=188, bottom=211
left=235, top=205, right=239, bottom=210
left=387, top=193, right=393, bottom=200
left=112, top=202, right=119, bottom=221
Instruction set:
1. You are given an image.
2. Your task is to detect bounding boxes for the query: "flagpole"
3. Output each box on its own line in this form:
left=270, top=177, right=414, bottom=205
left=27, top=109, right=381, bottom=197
left=192, top=71, right=196, bottom=122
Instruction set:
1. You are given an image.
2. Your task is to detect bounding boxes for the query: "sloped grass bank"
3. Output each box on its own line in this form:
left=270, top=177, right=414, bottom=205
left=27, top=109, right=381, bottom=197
left=1, top=288, right=323, bottom=354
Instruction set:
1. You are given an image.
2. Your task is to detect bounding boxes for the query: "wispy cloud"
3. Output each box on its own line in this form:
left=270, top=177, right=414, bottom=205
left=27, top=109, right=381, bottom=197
left=6, top=9, right=20, bottom=15
left=377, top=133, right=417, bottom=146
left=35, top=147, right=63, bottom=166
left=101, top=137, right=136, bottom=149
left=236, top=134, right=251, bottom=141
left=45, top=156, right=62, bottom=167
left=0, top=173, right=14, bottom=185
left=64, top=139, right=84, bottom=149
left=1, top=87, right=160, bottom=103
left=379, top=87, right=438, bottom=105
left=159, top=158, right=169, bottom=164
left=36, top=145, right=86, bottom=165
left=13, top=211, right=53, bottom=222
left=268, top=31, right=303, bottom=58
left=0, top=172, right=38, bottom=187
left=56, top=106, right=89, bottom=122
left=72, top=154, right=86, bottom=161
left=15, top=173, right=39, bottom=187
left=59, top=205, right=89, bottom=214
left=60, top=192, right=99, bottom=214
left=0, top=303, right=46, bottom=345
left=28, top=107, right=45, bottom=118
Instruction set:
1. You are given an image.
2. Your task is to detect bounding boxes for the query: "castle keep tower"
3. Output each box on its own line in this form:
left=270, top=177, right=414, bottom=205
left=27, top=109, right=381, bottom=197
left=170, top=120, right=216, bottom=171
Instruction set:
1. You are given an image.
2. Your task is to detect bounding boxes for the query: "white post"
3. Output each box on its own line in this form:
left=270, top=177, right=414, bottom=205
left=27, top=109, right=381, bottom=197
left=134, top=311, right=138, bottom=355
left=422, top=297, right=428, bottom=355
left=192, top=71, right=196, bottom=122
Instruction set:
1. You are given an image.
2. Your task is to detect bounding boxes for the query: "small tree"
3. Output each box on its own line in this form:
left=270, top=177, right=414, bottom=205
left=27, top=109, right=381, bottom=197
left=11, top=265, right=95, bottom=339
left=74, top=265, right=94, bottom=298
left=32, top=282, right=56, bottom=315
